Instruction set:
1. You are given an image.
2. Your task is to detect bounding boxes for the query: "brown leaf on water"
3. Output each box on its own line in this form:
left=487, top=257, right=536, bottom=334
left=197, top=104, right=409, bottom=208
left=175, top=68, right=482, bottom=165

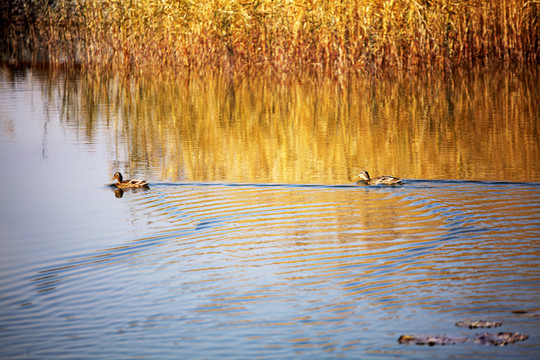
left=474, top=332, right=529, bottom=346
left=455, top=320, right=502, bottom=329
left=398, top=334, right=468, bottom=346
left=511, top=310, right=528, bottom=314
left=511, top=310, right=540, bottom=317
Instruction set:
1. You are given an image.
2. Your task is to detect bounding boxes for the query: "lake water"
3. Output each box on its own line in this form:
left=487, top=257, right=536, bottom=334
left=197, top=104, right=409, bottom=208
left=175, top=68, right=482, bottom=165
left=0, top=65, right=539, bottom=359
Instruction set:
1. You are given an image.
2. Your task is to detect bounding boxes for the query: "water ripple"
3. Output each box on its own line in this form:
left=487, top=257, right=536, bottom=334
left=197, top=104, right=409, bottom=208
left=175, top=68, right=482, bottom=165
left=1, top=180, right=539, bottom=359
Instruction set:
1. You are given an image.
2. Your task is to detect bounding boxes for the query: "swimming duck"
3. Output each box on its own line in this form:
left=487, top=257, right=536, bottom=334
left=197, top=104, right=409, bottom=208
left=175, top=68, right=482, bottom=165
left=356, top=170, right=402, bottom=185
left=112, top=172, right=149, bottom=188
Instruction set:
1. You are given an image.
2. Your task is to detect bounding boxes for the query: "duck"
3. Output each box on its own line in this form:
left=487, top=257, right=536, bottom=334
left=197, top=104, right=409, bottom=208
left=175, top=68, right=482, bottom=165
left=356, top=170, right=402, bottom=185
left=112, top=172, right=149, bottom=188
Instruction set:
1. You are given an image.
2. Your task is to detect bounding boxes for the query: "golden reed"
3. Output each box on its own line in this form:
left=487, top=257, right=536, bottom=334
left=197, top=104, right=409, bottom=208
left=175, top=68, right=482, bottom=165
left=3, top=0, right=539, bottom=76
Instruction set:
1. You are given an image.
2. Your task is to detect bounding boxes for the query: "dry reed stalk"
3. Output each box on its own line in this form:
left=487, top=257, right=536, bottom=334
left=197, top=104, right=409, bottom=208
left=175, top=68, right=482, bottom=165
left=4, top=0, right=539, bottom=76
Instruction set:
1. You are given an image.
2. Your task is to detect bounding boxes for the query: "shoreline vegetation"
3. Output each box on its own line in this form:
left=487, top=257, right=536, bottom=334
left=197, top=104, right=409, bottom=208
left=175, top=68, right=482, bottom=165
left=1, top=0, right=539, bottom=78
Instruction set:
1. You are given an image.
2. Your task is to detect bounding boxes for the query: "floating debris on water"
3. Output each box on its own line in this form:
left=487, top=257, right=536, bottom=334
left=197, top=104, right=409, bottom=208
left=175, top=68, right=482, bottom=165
left=399, top=319, right=529, bottom=347
left=511, top=310, right=540, bottom=317
left=474, top=332, right=529, bottom=346
left=398, top=335, right=468, bottom=346
left=455, top=320, right=502, bottom=329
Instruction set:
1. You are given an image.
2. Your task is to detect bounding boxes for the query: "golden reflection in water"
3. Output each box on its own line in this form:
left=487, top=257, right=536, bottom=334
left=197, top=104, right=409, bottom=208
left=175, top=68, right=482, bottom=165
left=54, top=66, right=540, bottom=182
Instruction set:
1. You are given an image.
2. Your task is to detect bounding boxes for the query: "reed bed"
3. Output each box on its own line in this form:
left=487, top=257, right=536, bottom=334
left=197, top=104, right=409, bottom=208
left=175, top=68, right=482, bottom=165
left=3, top=0, right=539, bottom=76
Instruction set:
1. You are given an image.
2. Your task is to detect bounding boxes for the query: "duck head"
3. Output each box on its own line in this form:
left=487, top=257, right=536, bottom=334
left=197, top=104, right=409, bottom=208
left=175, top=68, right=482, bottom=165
left=112, top=172, right=123, bottom=182
left=356, top=171, right=371, bottom=181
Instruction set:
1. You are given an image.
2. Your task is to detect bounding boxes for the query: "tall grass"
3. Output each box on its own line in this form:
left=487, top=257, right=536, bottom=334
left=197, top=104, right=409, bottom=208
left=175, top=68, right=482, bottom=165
left=3, top=0, right=539, bottom=75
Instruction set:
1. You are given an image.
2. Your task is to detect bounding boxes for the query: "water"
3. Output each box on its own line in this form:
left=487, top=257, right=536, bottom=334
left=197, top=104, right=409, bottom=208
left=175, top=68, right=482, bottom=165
left=0, top=66, right=539, bottom=359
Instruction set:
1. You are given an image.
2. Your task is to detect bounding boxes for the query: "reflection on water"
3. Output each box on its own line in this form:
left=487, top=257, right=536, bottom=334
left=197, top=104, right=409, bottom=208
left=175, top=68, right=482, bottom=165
left=52, top=66, right=540, bottom=183
left=0, top=66, right=539, bottom=359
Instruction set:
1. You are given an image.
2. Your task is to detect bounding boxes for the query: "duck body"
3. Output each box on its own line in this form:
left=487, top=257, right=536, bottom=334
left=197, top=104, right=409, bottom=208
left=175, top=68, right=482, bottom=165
left=356, top=170, right=402, bottom=185
left=112, top=172, right=149, bottom=188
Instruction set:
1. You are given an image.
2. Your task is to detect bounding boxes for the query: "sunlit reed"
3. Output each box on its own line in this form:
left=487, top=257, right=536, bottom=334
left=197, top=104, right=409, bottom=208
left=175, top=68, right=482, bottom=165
left=3, top=0, right=539, bottom=76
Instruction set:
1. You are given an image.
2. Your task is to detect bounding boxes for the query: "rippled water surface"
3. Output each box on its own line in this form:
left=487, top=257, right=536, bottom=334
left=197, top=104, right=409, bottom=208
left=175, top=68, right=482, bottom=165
left=0, top=66, right=539, bottom=359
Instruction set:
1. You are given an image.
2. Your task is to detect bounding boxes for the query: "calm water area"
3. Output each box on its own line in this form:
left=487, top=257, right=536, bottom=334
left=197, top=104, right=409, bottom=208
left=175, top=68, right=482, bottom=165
left=0, top=65, right=539, bottom=359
